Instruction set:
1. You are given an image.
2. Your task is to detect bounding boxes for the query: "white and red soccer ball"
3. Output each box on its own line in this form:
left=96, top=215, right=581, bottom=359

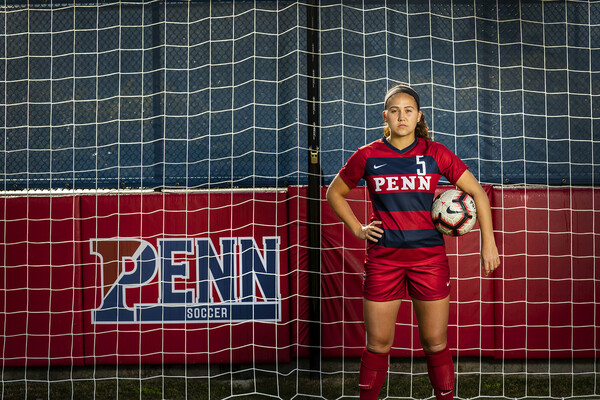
left=431, top=189, right=477, bottom=236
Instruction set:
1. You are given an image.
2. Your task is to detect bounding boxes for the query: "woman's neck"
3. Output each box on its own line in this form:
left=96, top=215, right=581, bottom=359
left=386, top=133, right=416, bottom=151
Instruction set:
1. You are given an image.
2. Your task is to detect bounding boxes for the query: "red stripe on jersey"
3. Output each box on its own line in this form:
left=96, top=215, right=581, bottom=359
left=376, top=210, right=435, bottom=231
left=368, top=174, right=441, bottom=194
left=366, top=244, right=447, bottom=266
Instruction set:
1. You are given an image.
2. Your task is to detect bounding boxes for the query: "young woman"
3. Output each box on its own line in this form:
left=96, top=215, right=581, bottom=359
left=326, top=84, right=500, bottom=400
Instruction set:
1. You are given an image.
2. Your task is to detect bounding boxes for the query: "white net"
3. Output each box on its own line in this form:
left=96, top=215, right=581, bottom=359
left=1, top=0, right=599, bottom=399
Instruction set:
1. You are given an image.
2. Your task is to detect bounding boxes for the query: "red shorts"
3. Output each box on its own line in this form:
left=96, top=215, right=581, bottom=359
left=363, top=259, right=450, bottom=302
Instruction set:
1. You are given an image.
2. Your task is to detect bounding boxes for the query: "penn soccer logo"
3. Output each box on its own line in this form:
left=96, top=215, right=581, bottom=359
left=89, top=237, right=281, bottom=323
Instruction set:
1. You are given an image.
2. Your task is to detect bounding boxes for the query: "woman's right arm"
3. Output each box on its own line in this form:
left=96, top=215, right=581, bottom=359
left=326, top=174, right=383, bottom=242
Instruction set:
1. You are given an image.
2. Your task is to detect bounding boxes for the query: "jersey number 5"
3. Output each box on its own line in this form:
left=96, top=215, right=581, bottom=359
left=416, top=156, right=427, bottom=176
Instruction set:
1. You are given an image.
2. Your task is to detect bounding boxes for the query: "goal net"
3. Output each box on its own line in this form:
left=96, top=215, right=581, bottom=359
left=1, top=1, right=598, bottom=399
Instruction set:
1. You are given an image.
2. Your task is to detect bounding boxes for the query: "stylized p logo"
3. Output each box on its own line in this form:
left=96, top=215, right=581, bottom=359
left=90, top=238, right=158, bottom=323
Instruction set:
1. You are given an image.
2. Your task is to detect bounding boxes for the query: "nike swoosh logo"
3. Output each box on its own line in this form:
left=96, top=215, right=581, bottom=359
left=373, top=164, right=386, bottom=169
left=440, top=390, right=453, bottom=397
left=446, top=206, right=462, bottom=214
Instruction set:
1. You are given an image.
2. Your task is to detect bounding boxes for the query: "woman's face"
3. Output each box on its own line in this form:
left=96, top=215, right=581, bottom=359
left=383, top=92, right=422, bottom=139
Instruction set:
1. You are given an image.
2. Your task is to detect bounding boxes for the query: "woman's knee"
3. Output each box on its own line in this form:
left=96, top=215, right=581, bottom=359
left=420, top=336, right=447, bottom=353
left=366, top=341, right=393, bottom=354
left=366, top=333, right=394, bottom=354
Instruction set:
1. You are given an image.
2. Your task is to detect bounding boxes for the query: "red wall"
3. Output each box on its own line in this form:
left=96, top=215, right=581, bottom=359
left=0, top=196, right=84, bottom=366
left=289, top=186, right=599, bottom=359
left=492, top=187, right=599, bottom=359
left=1, top=186, right=598, bottom=366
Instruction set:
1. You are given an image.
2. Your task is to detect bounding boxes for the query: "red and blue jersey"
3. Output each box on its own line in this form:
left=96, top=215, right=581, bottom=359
left=338, top=137, right=468, bottom=267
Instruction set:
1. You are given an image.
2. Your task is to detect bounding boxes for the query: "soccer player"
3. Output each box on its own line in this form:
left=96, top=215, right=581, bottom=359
left=326, top=84, right=500, bottom=400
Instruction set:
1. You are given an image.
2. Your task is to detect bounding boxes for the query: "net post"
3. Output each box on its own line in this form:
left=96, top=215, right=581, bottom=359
left=306, top=0, right=322, bottom=379
left=151, top=0, right=163, bottom=189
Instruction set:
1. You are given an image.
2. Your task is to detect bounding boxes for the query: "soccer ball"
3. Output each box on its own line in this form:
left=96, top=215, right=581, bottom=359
left=431, top=189, right=477, bottom=236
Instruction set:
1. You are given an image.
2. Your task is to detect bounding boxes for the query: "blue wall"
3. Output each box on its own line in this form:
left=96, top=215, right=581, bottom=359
left=2, top=1, right=599, bottom=189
